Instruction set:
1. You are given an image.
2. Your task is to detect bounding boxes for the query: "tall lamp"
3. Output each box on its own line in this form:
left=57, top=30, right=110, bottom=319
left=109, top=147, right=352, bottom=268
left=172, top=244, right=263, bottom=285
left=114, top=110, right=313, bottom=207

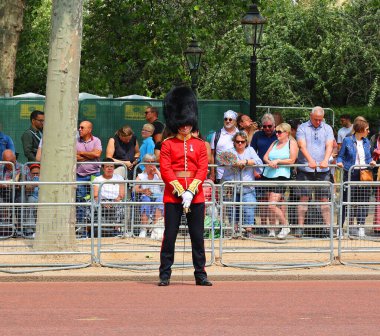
left=184, top=38, right=204, bottom=95
left=241, top=3, right=266, bottom=121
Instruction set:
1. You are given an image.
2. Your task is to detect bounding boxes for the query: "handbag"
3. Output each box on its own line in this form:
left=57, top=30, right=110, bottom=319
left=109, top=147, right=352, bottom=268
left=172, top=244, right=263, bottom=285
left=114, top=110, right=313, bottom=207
left=360, top=169, right=373, bottom=181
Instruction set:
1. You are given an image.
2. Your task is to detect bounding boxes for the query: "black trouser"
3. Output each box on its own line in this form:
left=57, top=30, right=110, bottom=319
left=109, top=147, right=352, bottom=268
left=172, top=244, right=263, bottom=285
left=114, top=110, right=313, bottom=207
left=341, top=170, right=370, bottom=226
left=159, top=202, right=207, bottom=281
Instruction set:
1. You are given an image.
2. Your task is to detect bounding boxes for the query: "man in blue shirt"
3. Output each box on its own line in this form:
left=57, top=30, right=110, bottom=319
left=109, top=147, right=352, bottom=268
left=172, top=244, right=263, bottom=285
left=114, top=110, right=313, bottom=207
left=296, top=106, right=334, bottom=236
left=250, top=113, right=277, bottom=234
left=0, top=131, right=15, bottom=160
left=250, top=113, right=277, bottom=161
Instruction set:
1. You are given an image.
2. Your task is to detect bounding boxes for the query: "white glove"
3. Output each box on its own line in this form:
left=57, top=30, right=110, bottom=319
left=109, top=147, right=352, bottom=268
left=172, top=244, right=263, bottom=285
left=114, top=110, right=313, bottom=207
left=181, top=190, right=194, bottom=210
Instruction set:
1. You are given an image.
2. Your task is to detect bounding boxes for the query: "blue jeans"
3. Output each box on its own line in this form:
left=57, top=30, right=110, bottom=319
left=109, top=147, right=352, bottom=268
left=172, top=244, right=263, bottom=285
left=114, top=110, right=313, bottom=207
left=140, top=194, right=164, bottom=216
left=229, top=190, right=256, bottom=227
left=76, top=173, right=100, bottom=222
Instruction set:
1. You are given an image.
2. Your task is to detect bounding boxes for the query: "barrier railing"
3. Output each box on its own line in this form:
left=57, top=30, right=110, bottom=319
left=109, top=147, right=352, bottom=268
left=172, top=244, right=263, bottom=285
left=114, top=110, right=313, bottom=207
left=96, top=180, right=215, bottom=270
left=338, top=164, right=380, bottom=269
left=219, top=180, right=335, bottom=269
left=0, top=161, right=380, bottom=273
left=0, top=181, right=94, bottom=273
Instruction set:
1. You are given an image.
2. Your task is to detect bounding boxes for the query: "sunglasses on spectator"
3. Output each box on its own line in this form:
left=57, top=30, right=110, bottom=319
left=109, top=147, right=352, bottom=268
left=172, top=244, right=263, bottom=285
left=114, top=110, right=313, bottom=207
left=34, top=119, right=44, bottom=122
left=262, top=125, right=273, bottom=129
left=275, top=130, right=284, bottom=135
left=224, top=118, right=233, bottom=122
left=235, top=140, right=246, bottom=144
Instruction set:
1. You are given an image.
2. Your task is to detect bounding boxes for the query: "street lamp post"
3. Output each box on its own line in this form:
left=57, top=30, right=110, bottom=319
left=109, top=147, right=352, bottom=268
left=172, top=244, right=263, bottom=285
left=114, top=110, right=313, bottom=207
left=184, top=38, right=204, bottom=95
left=241, top=3, right=266, bottom=122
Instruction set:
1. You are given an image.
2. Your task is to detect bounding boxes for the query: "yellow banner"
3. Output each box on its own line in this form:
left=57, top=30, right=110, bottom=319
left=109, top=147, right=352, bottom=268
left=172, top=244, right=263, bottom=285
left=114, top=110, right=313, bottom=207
left=124, top=105, right=145, bottom=120
left=20, top=104, right=44, bottom=119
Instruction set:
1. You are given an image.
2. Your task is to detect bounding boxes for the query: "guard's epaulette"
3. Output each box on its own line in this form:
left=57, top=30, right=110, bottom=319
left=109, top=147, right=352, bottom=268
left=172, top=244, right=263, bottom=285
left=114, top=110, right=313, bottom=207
left=162, top=136, right=175, bottom=142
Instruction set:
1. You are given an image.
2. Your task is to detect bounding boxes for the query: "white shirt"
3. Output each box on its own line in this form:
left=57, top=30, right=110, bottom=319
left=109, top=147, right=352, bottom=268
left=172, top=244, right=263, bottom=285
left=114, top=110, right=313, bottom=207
left=210, top=127, right=238, bottom=179
left=355, top=139, right=366, bottom=167
left=137, top=172, right=162, bottom=195
left=337, top=126, right=353, bottom=144
left=93, top=174, right=124, bottom=199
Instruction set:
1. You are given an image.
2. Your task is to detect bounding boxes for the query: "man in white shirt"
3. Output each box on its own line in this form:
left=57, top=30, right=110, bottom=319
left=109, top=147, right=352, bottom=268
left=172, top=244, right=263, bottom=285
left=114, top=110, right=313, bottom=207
left=337, top=114, right=352, bottom=150
left=210, top=110, right=239, bottom=183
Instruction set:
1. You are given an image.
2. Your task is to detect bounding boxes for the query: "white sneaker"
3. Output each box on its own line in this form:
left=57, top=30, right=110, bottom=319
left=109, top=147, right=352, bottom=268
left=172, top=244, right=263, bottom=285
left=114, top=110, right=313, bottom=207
left=277, top=227, right=290, bottom=239
left=139, top=229, right=147, bottom=238
left=268, top=229, right=276, bottom=238
left=358, top=227, right=366, bottom=238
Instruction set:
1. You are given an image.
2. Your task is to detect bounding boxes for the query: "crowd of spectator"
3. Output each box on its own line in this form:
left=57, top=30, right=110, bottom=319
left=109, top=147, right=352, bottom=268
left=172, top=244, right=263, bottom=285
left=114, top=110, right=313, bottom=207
left=0, top=105, right=378, bottom=240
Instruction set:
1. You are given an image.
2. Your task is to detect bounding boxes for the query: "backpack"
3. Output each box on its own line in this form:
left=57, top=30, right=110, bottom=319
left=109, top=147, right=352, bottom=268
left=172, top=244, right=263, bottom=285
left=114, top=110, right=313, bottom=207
left=213, top=129, right=222, bottom=162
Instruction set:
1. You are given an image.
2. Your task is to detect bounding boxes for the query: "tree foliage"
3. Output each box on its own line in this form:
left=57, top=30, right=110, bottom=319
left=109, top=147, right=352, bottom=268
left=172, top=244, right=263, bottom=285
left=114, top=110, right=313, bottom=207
left=14, top=0, right=51, bottom=94
left=14, top=0, right=379, bottom=107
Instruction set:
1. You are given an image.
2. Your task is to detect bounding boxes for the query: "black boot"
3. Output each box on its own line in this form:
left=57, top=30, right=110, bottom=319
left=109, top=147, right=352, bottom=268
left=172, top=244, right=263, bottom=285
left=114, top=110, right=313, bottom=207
left=158, top=279, right=170, bottom=286
left=195, top=278, right=213, bottom=286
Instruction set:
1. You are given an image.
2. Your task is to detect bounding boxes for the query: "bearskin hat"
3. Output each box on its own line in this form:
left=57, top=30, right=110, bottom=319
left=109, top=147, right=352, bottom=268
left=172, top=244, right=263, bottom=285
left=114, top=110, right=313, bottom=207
left=163, top=86, right=198, bottom=134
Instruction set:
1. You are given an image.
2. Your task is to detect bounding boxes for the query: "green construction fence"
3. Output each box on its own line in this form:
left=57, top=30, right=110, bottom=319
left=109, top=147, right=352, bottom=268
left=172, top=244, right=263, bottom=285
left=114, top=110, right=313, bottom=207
left=0, top=97, right=334, bottom=163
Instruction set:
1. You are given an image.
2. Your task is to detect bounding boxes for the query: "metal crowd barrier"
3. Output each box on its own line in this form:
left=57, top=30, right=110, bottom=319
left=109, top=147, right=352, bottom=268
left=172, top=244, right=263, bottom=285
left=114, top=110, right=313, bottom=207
left=218, top=179, right=335, bottom=269
left=96, top=180, right=215, bottom=270
left=338, top=164, right=380, bottom=269
left=1, top=159, right=380, bottom=273
left=0, top=181, right=94, bottom=273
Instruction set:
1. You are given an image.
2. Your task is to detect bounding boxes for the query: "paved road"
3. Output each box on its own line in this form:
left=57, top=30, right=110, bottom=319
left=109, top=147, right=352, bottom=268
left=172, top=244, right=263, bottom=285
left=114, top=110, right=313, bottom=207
left=0, top=281, right=379, bottom=336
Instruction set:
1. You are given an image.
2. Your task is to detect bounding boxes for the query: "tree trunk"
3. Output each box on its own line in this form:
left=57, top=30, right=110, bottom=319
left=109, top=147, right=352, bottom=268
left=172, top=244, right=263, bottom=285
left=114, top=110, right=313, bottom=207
left=0, top=0, right=25, bottom=96
left=33, top=0, right=83, bottom=251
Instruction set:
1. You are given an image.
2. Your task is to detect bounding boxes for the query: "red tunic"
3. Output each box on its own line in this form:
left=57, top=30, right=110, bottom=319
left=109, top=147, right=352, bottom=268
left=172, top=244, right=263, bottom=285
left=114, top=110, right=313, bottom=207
left=160, top=135, right=208, bottom=203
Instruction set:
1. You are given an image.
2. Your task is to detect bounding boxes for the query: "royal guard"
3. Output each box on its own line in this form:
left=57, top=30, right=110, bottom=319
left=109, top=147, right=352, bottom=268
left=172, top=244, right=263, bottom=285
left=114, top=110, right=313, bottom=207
left=158, top=86, right=212, bottom=287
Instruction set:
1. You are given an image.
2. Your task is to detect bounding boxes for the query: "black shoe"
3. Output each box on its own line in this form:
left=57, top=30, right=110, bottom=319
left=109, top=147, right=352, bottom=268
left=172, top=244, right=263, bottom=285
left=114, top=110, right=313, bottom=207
left=195, top=278, right=213, bottom=286
left=158, top=279, right=170, bottom=286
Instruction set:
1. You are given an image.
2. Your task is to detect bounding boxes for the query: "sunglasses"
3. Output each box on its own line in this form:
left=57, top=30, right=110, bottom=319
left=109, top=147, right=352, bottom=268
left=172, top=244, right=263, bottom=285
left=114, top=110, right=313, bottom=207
left=275, top=130, right=284, bottom=135
left=224, top=118, right=233, bottom=122
left=262, top=125, right=273, bottom=129
left=235, top=140, right=246, bottom=144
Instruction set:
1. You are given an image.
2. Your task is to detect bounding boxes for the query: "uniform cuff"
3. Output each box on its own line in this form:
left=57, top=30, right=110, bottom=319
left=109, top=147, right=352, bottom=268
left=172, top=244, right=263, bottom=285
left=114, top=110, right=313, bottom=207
left=169, top=180, right=185, bottom=197
left=187, top=179, right=202, bottom=196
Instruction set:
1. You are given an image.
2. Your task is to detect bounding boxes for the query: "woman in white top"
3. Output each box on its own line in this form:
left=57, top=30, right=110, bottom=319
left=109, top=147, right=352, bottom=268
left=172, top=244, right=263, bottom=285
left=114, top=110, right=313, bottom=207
left=221, top=131, right=262, bottom=237
left=93, top=160, right=125, bottom=202
left=93, top=159, right=125, bottom=234
left=263, top=123, right=298, bottom=239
